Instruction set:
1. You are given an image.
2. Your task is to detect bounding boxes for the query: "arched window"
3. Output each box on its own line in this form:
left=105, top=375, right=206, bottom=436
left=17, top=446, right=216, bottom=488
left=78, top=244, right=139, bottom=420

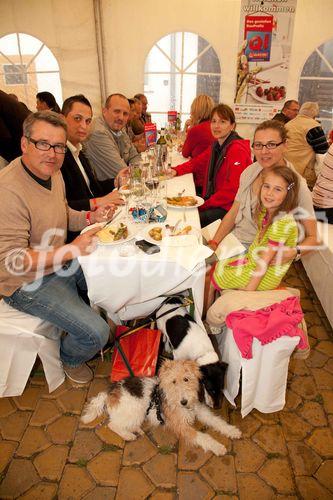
left=299, top=39, right=333, bottom=134
left=144, top=32, right=221, bottom=128
left=0, top=32, right=62, bottom=111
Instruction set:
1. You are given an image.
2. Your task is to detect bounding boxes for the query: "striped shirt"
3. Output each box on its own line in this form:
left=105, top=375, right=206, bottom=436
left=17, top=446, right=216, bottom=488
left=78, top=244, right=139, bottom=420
left=306, top=126, right=329, bottom=154
left=213, top=210, right=298, bottom=291
left=313, top=144, right=333, bottom=208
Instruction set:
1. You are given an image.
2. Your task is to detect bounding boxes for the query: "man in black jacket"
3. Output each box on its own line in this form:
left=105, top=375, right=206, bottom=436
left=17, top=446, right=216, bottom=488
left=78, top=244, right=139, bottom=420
left=0, top=90, right=30, bottom=163
left=272, top=100, right=300, bottom=124
left=61, top=95, right=123, bottom=240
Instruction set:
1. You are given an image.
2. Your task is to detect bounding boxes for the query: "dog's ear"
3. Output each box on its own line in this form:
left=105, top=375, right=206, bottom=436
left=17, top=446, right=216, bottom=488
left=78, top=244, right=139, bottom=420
left=198, top=381, right=205, bottom=403
left=159, top=358, right=173, bottom=376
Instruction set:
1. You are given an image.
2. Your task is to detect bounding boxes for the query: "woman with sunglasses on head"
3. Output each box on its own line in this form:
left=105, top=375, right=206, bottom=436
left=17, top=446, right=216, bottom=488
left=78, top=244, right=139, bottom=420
left=208, top=119, right=317, bottom=255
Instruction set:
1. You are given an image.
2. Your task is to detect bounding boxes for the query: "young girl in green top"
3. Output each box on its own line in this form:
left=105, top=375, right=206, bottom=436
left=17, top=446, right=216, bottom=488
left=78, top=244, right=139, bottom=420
left=211, top=165, right=300, bottom=292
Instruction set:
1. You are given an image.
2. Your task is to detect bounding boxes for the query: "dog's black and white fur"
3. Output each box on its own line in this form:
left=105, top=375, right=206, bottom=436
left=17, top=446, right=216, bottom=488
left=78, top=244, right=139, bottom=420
left=81, top=359, right=241, bottom=455
left=156, top=297, right=227, bottom=409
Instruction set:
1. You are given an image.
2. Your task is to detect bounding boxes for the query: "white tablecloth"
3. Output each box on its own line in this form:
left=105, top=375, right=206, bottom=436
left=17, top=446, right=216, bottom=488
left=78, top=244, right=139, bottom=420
left=79, top=174, right=212, bottom=323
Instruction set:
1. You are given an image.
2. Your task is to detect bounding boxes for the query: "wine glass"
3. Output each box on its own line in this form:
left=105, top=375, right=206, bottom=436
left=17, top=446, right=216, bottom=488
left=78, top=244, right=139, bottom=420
left=118, top=173, right=132, bottom=222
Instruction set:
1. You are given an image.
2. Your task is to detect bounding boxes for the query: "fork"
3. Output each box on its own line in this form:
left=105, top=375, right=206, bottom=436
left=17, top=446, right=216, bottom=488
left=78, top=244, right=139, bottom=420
left=178, top=188, right=185, bottom=197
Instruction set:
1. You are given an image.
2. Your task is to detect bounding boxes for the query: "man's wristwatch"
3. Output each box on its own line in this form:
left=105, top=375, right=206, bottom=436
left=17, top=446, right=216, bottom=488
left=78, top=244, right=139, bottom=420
left=294, top=246, right=302, bottom=261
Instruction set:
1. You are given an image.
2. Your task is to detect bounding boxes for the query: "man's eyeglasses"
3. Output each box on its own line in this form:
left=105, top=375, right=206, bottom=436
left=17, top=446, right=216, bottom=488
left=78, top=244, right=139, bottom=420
left=252, top=141, right=284, bottom=150
left=26, top=137, right=67, bottom=155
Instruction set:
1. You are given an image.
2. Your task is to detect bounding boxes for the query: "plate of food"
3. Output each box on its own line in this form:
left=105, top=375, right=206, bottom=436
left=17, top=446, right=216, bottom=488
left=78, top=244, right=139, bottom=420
left=82, top=221, right=137, bottom=245
left=141, top=223, right=199, bottom=247
left=167, top=195, right=204, bottom=209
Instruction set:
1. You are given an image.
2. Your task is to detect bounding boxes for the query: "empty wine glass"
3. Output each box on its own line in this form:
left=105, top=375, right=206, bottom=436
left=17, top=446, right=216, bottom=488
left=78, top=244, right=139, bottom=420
left=118, top=174, right=131, bottom=222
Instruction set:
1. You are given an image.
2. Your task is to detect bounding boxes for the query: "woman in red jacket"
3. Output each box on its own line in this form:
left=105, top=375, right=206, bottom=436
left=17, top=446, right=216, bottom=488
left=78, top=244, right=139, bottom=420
left=172, top=104, right=252, bottom=227
left=182, top=94, right=215, bottom=159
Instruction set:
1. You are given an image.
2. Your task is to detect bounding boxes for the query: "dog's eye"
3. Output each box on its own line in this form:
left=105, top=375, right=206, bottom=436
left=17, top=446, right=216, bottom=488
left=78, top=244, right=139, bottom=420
left=173, top=379, right=176, bottom=384
left=184, top=377, right=189, bottom=382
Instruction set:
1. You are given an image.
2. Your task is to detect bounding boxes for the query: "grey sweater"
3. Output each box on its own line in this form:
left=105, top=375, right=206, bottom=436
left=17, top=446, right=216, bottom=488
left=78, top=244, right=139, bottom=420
left=84, top=116, right=140, bottom=180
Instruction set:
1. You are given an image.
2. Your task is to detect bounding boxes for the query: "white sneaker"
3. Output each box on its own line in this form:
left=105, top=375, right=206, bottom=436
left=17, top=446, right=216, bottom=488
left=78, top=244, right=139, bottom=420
left=63, top=363, right=93, bottom=384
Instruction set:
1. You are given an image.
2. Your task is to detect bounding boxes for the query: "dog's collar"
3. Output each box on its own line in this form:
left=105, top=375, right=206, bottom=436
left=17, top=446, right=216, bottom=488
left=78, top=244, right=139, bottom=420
left=196, top=351, right=219, bottom=366
left=146, top=384, right=165, bottom=425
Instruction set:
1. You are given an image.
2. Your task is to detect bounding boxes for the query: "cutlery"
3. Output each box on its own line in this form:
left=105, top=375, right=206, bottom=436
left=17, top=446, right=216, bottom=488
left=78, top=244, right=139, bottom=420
left=171, top=219, right=181, bottom=235
left=177, top=189, right=185, bottom=197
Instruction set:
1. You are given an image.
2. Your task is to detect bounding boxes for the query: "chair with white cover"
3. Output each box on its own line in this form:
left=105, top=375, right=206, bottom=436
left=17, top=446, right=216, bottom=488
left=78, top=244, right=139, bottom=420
left=216, top=329, right=299, bottom=417
left=0, top=300, right=65, bottom=397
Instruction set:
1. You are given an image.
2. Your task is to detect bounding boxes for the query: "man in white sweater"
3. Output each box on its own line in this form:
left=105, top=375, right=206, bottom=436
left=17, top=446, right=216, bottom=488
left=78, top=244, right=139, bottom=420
left=0, top=111, right=114, bottom=384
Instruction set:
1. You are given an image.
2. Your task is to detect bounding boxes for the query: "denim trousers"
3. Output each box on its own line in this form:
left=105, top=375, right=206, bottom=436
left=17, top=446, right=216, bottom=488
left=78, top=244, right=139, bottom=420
left=3, top=261, right=110, bottom=367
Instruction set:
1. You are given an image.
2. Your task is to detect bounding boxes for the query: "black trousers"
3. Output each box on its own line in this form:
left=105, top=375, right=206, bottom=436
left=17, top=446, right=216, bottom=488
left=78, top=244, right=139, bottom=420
left=199, top=207, right=228, bottom=228
left=314, top=206, right=333, bottom=225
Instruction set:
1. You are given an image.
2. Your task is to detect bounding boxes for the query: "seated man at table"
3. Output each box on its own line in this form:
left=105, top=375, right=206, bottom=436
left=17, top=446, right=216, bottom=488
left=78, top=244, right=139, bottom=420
left=61, top=94, right=124, bottom=240
left=0, top=111, right=112, bottom=384
left=134, top=93, right=151, bottom=123
left=84, top=93, right=140, bottom=183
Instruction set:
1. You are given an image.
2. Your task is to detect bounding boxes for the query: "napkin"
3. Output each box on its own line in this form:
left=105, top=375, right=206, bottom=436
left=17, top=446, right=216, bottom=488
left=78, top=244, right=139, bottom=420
left=201, top=220, right=246, bottom=260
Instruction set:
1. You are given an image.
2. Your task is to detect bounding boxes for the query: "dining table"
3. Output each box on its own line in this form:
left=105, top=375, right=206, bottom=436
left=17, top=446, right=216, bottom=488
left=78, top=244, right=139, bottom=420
left=79, top=170, right=213, bottom=324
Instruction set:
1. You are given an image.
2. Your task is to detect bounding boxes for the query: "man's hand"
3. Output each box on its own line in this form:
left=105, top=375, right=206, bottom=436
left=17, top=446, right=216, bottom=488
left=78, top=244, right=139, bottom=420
left=71, top=226, right=100, bottom=256
left=101, top=191, right=124, bottom=206
left=114, top=167, right=130, bottom=188
left=90, top=204, right=116, bottom=224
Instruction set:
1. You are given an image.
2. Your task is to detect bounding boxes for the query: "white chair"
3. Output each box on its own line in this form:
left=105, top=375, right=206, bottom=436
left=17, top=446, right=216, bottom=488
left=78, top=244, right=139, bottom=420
left=0, top=300, right=65, bottom=397
left=217, top=328, right=299, bottom=417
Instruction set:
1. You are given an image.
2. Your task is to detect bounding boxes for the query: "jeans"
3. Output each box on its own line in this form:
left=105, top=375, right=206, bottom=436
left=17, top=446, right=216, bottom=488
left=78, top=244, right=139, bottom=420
left=3, top=261, right=110, bottom=367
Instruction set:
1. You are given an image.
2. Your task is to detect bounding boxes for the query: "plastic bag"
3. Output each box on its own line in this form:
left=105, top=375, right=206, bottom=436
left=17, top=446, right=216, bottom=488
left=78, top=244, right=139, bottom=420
left=110, top=325, right=161, bottom=382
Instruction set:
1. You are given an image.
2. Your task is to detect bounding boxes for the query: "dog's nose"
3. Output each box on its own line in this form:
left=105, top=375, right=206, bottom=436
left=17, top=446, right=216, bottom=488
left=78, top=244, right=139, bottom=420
left=181, top=399, right=188, bottom=406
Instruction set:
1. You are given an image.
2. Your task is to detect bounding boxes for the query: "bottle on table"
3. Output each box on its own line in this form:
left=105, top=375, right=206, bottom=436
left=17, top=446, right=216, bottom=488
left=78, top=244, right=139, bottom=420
left=156, top=128, right=167, bottom=164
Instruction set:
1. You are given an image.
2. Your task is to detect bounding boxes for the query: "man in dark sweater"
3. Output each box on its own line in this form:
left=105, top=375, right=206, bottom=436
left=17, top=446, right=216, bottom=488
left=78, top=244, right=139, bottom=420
left=272, top=100, right=300, bottom=124
left=61, top=95, right=123, bottom=240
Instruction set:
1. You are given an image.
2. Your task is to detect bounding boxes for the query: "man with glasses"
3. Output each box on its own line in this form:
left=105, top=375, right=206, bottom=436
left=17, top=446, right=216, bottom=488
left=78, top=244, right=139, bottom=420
left=272, top=100, right=300, bottom=124
left=0, top=111, right=113, bottom=384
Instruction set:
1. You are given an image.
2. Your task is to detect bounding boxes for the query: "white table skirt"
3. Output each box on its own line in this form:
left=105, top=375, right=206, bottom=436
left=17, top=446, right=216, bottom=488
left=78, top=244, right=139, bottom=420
left=79, top=174, right=209, bottom=323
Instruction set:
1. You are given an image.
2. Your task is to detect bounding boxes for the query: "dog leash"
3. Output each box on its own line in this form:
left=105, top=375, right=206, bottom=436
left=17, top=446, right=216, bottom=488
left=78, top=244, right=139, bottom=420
left=146, top=384, right=165, bottom=425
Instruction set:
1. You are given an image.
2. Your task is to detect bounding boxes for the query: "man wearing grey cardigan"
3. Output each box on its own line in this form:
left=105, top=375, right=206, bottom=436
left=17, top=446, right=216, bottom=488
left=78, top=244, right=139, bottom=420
left=84, top=93, right=140, bottom=191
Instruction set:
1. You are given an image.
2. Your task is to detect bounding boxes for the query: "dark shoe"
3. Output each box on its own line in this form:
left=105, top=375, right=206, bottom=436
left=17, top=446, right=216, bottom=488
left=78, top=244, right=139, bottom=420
left=63, top=363, right=93, bottom=384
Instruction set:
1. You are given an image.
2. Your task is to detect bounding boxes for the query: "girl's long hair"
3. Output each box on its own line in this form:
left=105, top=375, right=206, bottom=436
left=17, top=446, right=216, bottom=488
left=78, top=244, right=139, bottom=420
left=256, top=165, right=300, bottom=225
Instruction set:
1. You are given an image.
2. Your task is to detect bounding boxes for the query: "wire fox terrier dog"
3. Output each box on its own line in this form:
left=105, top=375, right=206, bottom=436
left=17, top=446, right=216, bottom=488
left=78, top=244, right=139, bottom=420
left=81, top=359, right=241, bottom=456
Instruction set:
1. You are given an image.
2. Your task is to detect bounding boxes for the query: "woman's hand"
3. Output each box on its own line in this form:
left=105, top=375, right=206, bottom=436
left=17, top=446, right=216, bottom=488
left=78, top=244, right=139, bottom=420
left=208, top=240, right=219, bottom=251
left=270, top=246, right=297, bottom=265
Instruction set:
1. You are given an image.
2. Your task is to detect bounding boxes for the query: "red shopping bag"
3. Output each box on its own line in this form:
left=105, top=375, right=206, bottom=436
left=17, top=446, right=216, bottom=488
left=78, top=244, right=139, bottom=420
left=110, top=325, right=161, bottom=382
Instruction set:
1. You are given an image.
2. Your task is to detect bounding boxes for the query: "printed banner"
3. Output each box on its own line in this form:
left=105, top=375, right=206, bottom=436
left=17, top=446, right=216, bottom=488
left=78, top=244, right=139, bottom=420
left=234, top=0, right=297, bottom=124
left=244, top=15, right=273, bottom=62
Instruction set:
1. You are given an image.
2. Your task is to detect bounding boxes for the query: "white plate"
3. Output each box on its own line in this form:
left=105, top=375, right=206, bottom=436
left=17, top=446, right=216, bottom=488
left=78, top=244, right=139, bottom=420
left=248, top=86, right=286, bottom=105
left=167, top=196, right=204, bottom=209
left=82, top=221, right=137, bottom=246
left=141, top=223, right=199, bottom=247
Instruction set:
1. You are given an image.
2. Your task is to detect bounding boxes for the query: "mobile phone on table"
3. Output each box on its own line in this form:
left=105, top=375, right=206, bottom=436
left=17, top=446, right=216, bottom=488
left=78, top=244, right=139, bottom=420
left=135, top=239, right=160, bottom=255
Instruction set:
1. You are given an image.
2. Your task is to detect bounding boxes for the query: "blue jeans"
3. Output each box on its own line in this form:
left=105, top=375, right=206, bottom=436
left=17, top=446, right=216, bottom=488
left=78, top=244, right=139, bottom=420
left=3, top=261, right=110, bottom=367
